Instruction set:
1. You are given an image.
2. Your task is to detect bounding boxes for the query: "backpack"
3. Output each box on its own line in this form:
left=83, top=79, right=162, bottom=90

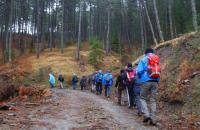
left=126, top=69, right=135, bottom=86
left=105, top=74, right=112, bottom=85
left=120, top=72, right=127, bottom=86
left=148, top=54, right=161, bottom=78
left=58, top=75, right=64, bottom=82
left=96, top=73, right=103, bottom=83
left=81, top=78, right=86, bottom=86
left=73, top=76, right=78, bottom=83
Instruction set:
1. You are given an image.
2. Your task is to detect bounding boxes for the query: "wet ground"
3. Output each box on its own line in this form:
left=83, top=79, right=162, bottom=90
left=0, top=89, right=157, bottom=130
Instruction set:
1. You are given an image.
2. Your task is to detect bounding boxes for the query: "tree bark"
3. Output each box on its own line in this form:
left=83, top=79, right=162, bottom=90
left=168, top=0, right=174, bottom=39
left=49, top=1, right=53, bottom=51
left=191, top=0, right=198, bottom=32
left=153, top=0, right=164, bottom=42
left=76, top=1, right=82, bottom=60
left=106, top=2, right=111, bottom=55
left=139, top=0, right=145, bottom=50
left=8, top=0, right=13, bottom=62
left=36, top=0, right=40, bottom=58
left=142, top=0, right=158, bottom=45
left=61, top=0, right=64, bottom=53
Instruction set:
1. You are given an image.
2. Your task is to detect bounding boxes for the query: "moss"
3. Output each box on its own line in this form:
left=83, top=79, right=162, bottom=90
left=192, top=53, right=200, bottom=63
left=190, top=36, right=200, bottom=49
left=192, top=81, right=200, bottom=103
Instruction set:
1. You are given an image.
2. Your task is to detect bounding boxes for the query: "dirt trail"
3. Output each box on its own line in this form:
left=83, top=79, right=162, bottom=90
left=1, top=89, right=157, bottom=130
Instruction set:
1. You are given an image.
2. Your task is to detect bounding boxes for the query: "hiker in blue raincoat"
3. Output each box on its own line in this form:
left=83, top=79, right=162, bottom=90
left=95, top=70, right=104, bottom=95
left=103, top=70, right=113, bottom=98
left=136, top=48, right=160, bottom=125
left=72, top=73, right=79, bottom=90
left=133, top=63, right=143, bottom=116
left=49, top=73, right=56, bottom=88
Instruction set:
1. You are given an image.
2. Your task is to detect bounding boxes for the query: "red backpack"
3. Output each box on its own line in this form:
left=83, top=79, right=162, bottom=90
left=126, top=69, right=135, bottom=86
left=148, top=54, right=161, bottom=78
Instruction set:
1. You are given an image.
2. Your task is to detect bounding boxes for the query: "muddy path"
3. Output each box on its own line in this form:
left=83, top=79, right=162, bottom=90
left=1, top=89, right=157, bottom=130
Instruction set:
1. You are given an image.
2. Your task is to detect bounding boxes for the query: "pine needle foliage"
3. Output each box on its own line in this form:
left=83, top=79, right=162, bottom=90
left=88, top=37, right=104, bottom=66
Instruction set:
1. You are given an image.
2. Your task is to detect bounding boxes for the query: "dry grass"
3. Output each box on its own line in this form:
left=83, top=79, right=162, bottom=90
left=27, top=45, right=121, bottom=77
left=28, top=47, right=96, bottom=79
left=177, top=60, right=191, bottom=83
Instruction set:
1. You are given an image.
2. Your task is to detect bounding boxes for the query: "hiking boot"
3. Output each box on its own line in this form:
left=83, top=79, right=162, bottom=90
left=149, top=118, right=157, bottom=126
left=143, top=117, right=151, bottom=123
left=128, top=106, right=133, bottom=109
left=137, top=112, right=143, bottom=117
left=117, top=102, right=121, bottom=106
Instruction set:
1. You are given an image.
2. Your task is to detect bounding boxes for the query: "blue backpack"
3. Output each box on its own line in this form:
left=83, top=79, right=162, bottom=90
left=105, top=73, right=112, bottom=86
left=96, top=73, right=103, bottom=83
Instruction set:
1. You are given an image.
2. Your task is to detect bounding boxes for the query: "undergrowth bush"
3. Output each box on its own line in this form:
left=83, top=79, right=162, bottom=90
left=88, top=37, right=104, bottom=68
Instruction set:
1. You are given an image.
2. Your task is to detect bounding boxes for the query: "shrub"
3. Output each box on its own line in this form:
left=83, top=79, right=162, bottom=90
left=88, top=38, right=104, bottom=67
left=111, top=33, right=120, bottom=53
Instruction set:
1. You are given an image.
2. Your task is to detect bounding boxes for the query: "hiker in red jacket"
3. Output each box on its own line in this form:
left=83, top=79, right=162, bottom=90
left=125, top=63, right=136, bottom=109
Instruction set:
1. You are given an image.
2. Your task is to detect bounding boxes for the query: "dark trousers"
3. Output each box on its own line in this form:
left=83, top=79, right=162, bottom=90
left=128, top=86, right=135, bottom=107
left=105, top=85, right=108, bottom=96
left=50, top=82, right=55, bottom=88
left=118, top=86, right=125, bottom=103
left=134, top=85, right=142, bottom=113
left=96, top=82, right=102, bottom=94
left=81, top=85, right=86, bottom=91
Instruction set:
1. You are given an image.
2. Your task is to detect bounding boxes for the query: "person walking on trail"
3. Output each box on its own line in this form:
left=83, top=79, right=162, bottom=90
left=72, top=73, right=78, bottom=90
left=103, top=70, right=113, bottom=98
left=91, top=72, right=97, bottom=93
left=58, top=74, right=64, bottom=89
left=80, top=76, right=87, bottom=91
left=136, top=48, right=161, bottom=125
left=133, top=63, right=143, bottom=116
left=95, top=70, right=104, bottom=95
left=115, top=69, right=127, bottom=105
left=126, top=63, right=136, bottom=109
left=49, top=73, right=56, bottom=88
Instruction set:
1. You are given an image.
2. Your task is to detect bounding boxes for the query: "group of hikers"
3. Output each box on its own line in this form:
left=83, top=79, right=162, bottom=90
left=115, top=48, right=160, bottom=126
left=48, top=48, right=161, bottom=126
left=48, top=72, right=88, bottom=91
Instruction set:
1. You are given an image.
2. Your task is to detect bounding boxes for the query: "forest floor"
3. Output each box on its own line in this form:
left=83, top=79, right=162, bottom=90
left=0, top=89, right=157, bottom=130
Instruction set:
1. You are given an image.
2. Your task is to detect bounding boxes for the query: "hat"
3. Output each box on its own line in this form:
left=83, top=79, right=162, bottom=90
left=145, top=48, right=154, bottom=54
left=120, top=69, right=125, bottom=73
left=127, top=63, right=133, bottom=68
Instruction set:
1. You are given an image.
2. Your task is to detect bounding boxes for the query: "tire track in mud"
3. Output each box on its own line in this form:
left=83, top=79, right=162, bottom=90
left=27, top=89, right=157, bottom=130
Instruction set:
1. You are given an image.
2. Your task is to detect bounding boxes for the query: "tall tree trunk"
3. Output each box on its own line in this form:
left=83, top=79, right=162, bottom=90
left=49, top=1, right=53, bottom=51
left=106, top=2, right=111, bottom=55
left=168, top=0, right=174, bottom=39
left=153, top=0, right=164, bottom=42
left=61, top=0, right=64, bottom=53
left=191, top=0, right=198, bottom=32
left=89, top=1, right=93, bottom=39
left=8, top=0, right=13, bottom=62
left=142, top=0, right=158, bottom=45
left=76, top=1, right=82, bottom=60
left=36, top=0, right=40, bottom=58
left=139, top=0, right=145, bottom=50
left=5, top=2, right=10, bottom=62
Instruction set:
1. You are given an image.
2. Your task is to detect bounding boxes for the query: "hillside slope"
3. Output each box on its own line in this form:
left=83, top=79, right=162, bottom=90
left=134, top=32, right=200, bottom=129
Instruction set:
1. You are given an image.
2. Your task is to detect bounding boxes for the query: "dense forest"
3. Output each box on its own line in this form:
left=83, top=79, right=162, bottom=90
left=0, top=0, right=199, bottom=62
left=1, top=1, right=200, bottom=129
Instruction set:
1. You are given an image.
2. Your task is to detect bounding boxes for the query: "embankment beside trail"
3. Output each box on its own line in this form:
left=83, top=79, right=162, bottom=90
left=133, top=32, right=200, bottom=129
